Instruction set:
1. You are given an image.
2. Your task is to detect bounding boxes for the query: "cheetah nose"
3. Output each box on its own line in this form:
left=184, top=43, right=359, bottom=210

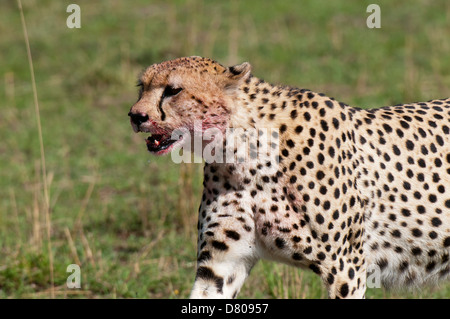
left=128, top=111, right=149, bottom=126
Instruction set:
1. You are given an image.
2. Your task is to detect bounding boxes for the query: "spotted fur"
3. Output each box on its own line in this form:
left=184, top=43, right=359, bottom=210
left=129, top=56, right=450, bottom=299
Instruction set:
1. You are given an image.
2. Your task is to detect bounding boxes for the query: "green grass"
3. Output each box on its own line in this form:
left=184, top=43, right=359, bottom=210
left=0, top=0, right=449, bottom=299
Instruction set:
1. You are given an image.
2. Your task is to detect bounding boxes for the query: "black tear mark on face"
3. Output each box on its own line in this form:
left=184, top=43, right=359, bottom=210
left=158, top=95, right=167, bottom=121
left=158, top=85, right=183, bottom=121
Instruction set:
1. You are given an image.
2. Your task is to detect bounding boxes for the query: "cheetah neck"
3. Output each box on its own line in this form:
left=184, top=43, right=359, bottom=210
left=229, top=76, right=277, bottom=130
left=207, top=75, right=354, bottom=188
left=204, top=77, right=284, bottom=179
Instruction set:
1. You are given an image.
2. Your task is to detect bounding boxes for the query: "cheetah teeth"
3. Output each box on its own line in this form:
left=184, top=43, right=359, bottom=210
left=146, top=134, right=176, bottom=152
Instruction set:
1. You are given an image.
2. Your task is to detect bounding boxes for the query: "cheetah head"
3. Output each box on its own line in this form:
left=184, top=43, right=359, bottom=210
left=128, top=56, right=251, bottom=155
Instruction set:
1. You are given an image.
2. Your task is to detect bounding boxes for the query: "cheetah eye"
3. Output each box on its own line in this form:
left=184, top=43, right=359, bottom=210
left=163, top=85, right=182, bottom=98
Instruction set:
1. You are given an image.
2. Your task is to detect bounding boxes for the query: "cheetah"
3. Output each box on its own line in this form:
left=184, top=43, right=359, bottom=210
left=128, top=56, right=450, bottom=299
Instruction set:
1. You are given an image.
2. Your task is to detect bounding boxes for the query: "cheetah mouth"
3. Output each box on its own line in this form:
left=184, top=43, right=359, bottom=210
left=146, top=134, right=179, bottom=154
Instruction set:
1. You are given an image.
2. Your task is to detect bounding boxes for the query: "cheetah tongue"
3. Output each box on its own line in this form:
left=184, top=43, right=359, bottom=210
left=146, top=134, right=176, bottom=153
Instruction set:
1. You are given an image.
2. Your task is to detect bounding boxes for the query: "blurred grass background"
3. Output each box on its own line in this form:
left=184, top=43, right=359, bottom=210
left=1, top=0, right=449, bottom=298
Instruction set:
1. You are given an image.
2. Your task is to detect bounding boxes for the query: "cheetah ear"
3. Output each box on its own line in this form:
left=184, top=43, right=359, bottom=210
left=225, top=62, right=252, bottom=80
left=222, top=62, right=252, bottom=91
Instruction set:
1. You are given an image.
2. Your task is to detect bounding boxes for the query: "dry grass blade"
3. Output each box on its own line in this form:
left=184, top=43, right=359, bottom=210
left=75, top=177, right=97, bottom=231
left=9, top=189, right=22, bottom=248
left=64, top=227, right=81, bottom=266
left=80, top=232, right=96, bottom=268
left=17, top=0, right=54, bottom=298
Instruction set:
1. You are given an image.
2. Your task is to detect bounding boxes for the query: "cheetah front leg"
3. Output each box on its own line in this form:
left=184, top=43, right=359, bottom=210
left=190, top=214, right=259, bottom=299
left=322, top=258, right=367, bottom=299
